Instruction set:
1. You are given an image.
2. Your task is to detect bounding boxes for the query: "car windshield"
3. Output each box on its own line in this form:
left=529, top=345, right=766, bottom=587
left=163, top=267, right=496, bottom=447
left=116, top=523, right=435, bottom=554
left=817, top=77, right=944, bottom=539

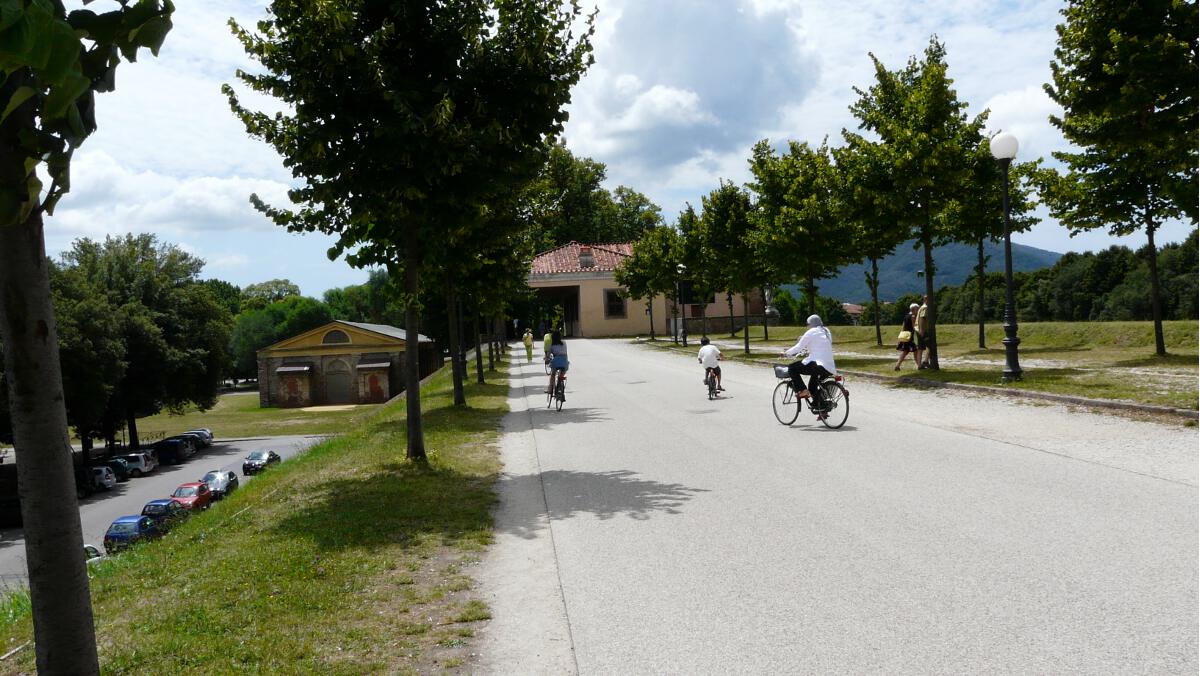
left=108, top=522, right=136, bottom=534
left=142, top=504, right=165, bottom=515
left=172, top=486, right=197, bottom=497
left=202, top=473, right=220, bottom=482
left=248, top=452, right=268, bottom=461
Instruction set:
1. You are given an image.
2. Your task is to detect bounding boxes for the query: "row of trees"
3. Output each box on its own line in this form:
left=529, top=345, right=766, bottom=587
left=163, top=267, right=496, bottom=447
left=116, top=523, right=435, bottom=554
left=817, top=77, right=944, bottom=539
left=617, top=38, right=1042, bottom=364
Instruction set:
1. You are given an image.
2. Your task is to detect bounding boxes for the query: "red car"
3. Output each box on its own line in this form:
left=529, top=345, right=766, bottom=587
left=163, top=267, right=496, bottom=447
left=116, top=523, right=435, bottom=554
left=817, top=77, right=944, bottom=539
left=170, top=482, right=213, bottom=511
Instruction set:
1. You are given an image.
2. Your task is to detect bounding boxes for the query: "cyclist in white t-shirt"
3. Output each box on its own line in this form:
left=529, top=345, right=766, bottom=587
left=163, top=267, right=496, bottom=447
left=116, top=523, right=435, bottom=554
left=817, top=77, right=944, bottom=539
left=697, top=337, right=724, bottom=391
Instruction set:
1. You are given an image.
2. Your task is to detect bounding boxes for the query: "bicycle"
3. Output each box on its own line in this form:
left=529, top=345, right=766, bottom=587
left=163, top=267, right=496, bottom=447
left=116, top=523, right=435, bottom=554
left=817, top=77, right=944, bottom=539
left=704, top=368, right=718, bottom=400
left=544, top=357, right=553, bottom=375
left=546, top=368, right=566, bottom=411
left=770, top=364, right=849, bottom=429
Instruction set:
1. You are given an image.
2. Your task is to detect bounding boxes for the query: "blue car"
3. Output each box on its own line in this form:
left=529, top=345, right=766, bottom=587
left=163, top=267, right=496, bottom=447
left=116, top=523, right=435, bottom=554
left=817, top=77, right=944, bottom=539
left=103, top=515, right=161, bottom=555
left=140, top=498, right=190, bottom=532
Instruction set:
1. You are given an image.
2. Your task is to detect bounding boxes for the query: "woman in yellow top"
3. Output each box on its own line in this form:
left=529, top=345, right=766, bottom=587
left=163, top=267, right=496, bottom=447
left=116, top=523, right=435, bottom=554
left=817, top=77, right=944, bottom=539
left=522, top=329, right=534, bottom=363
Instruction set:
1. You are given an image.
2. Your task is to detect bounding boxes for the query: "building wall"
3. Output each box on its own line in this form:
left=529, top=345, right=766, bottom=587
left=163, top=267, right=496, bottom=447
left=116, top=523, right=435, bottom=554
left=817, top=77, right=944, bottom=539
left=530, top=273, right=764, bottom=338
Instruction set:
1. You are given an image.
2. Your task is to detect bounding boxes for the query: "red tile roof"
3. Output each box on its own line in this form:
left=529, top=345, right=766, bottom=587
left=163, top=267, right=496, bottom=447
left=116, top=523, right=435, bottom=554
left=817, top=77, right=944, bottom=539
left=530, top=241, right=633, bottom=275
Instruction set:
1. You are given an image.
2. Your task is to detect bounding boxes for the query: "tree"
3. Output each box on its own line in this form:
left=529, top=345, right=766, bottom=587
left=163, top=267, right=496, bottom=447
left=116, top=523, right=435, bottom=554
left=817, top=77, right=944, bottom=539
left=747, top=140, right=849, bottom=318
left=242, top=279, right=301, bottom=306
left=616, top=224, right=683, bottom=339
left=699, top=181, right=758, bottom=353
left=835, top=139, right=908, bottom=346
left=228, top=296, right=332, bottom=381
left=1040, top=0, right=1198, bottom=355
left=63, top=235, right=231, bottom=448
left=202, top=278, right=244, bottom=317
left=228, top=1, right=594, bottom=460
left=0, top=1, right=173, bottom=671
left=849, top=38, right=987, bottom=369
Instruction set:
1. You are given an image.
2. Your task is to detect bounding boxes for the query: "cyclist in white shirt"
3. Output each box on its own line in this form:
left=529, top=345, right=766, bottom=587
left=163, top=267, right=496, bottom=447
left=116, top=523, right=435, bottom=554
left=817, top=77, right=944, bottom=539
left=697, top=337, right=724, bottom=391
left=780, top=314, right=837, bottom=418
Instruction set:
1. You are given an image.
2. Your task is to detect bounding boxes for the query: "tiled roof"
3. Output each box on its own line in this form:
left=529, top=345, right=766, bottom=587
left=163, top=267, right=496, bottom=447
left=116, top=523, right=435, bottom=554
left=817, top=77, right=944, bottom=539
left=530, top=241, right=633, bottom=275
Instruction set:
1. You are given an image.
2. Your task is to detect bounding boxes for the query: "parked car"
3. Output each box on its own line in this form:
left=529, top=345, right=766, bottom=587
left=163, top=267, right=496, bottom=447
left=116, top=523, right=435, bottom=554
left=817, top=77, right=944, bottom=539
left=140, top=498, right=190, bottom=532
left=242, top=450, right=281, bottom=475
left=165, top=435, right=199, bottom=458
left=103, top=515, right=161, bottom=554
left=97, top=458, right=131, bottom=482
left=183, top=427, right=214, bottom=449
left=199, top=470, right=238, bottom=499
left=170, top=482, right=213, bottom=511
left=84, top=544, right=106, bottom=566
left=91, top=466, right=116, bottom=491
left=152, top=439, right=187, bottom=465
left=119, top=452, right=156, bottom=476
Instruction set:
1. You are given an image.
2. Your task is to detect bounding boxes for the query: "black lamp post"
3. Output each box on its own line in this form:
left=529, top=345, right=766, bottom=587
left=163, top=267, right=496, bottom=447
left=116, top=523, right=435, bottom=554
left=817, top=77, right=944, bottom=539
left=990, top=131, right=1022, bottom=382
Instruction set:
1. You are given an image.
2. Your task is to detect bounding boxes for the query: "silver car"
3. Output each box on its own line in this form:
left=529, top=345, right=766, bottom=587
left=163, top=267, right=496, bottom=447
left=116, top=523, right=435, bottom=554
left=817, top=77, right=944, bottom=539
left=119, top=453, right=156, bottom=476
left=91, top=466, right=116, bottom=491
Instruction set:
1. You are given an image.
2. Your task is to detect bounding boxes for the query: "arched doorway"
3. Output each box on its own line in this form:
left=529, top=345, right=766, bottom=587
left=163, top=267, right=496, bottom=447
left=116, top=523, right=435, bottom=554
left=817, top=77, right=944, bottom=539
left=325, top=360, right=352, bottom=404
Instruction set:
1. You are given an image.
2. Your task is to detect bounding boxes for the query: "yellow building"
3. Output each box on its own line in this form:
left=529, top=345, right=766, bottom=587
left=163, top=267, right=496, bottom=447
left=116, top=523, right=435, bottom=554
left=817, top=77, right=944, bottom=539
left=256, top=321, right=439, bottom=408
left=528, top=242, right=764, bottom=338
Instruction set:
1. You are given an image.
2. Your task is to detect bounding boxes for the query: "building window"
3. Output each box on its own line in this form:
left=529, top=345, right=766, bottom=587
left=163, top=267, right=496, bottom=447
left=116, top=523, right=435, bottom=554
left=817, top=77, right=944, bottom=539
left=604, top=289, right=626, bottom=319
left=322, top=329, right=350, bottom=344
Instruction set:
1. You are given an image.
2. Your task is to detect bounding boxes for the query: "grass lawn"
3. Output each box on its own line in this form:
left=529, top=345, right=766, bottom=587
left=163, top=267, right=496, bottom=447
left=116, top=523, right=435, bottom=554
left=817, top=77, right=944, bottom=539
left=133, top=392, right=378, bottom=441
left=0, top=361, right=510, bottom=673
left=647, top=320, right=1198, bottom=411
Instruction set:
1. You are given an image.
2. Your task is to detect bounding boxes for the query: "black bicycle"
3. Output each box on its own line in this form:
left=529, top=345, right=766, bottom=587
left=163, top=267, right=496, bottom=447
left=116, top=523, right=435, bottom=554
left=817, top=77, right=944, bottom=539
left=771, top=364, right=849, bottom=429
left=704, top=368, right=718, bottom=400
left=546, top=368, right=566, bottom=411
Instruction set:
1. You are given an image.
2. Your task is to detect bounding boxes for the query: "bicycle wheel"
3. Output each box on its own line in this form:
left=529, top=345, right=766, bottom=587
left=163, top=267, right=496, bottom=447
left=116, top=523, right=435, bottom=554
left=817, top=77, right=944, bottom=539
left=544, top=361, right=552, bottom=375
left=772, top=381, right=799, bottom=425
left=555, top=381, right=565, bottom=411
left=819, top=382, right=849, bottom=429
left=706, top=374, right=715, bottom=400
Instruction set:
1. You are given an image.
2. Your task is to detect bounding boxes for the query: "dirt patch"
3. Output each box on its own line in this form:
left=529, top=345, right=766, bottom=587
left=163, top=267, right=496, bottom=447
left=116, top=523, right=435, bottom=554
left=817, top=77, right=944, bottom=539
left=299, top=405, right=358, bottom=413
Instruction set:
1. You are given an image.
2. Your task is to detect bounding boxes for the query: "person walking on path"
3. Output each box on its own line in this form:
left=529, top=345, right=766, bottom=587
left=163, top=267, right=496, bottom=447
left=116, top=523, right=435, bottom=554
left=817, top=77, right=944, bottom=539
left=522, top=329, right=534, bottom=363
left=894, top=303, right=919, bottom=370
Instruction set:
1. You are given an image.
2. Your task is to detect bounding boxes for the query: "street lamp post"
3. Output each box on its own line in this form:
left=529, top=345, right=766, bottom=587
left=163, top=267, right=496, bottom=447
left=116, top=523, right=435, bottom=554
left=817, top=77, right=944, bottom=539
left=677, top=263, right=688, bottom=347
left=989, top=131, right=1022, bottom=382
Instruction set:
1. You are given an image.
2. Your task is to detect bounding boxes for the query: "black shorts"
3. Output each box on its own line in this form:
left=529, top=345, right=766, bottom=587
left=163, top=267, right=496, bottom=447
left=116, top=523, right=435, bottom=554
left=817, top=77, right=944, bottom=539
left=705, top=366, right=722, bottom=377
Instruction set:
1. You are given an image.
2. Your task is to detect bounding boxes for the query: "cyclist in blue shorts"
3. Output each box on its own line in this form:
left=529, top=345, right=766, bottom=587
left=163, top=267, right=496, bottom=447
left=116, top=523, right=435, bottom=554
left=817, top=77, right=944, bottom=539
left=545, top=331, right=569, bottom=398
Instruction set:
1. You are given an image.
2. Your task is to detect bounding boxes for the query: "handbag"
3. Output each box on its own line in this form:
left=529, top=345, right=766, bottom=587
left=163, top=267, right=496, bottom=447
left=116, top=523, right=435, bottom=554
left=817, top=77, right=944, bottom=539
left=896, top=329, right=913, bottom=343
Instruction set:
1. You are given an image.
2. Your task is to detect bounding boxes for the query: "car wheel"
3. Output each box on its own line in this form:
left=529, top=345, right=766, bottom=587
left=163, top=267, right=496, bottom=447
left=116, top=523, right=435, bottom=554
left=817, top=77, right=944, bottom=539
left=130, top=469, right=141, bottom=477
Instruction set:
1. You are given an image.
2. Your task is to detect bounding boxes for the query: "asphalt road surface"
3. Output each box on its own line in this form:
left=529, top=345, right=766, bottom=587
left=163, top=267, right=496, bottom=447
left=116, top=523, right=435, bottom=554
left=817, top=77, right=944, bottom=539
left=0, top=434, right=324, bottom=588
left=479, top=338, right=1198, bottom=674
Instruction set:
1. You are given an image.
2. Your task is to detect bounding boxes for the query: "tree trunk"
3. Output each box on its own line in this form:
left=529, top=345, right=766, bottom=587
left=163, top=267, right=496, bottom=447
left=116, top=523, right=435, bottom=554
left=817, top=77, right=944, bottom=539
left=0, top=208, right=100, bottom=674
left=126, top=409, right=140, bottom=450
left=403, top=247, right=426, bottom=461
left=1145, top=220, right=1166, bottom=356
left=446, top=282, right=465, bottom=406
left=474, top=314, right=485, bottom=384
left=701, top=301, right=708, bottom=338
left=921, top=225, right=939, bottom=370
left=805, top=278, right=817, bottom=317
left=976, top=237, right=986, bottom=349
left=742, top=295, right=750, bottom=355
left=647, top=296, right=655, bottom=340
left=867, top=258, right=882, bottom=347
left=727, top=292, right=736, bottom=337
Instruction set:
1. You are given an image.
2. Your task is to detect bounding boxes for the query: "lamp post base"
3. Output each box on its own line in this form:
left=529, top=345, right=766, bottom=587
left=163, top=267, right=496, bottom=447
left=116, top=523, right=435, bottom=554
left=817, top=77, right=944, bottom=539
left=1001, top=333, right=1022, bottom=382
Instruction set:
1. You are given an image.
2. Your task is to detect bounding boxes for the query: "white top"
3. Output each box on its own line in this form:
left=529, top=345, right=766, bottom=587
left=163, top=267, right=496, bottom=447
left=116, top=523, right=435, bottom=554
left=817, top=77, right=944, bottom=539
left=697, top=344, right=722, bottom=368
left=783, top=327, right=837, bottom=374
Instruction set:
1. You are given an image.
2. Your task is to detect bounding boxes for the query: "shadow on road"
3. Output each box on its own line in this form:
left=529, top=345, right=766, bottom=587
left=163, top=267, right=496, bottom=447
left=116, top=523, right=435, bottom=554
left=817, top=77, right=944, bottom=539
left=496, top=469, right=708, bottom=540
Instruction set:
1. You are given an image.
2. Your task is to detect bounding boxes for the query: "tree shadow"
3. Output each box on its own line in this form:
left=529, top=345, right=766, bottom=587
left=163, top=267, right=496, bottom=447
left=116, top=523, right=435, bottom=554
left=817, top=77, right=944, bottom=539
left=1113, top=353, right=1197, bottom=368
left=496, top=469, right=709, bottom=540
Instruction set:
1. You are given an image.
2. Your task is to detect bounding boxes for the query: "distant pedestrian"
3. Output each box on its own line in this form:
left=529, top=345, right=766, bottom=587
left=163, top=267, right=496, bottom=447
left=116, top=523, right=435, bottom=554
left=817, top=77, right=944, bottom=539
left=543, top=329, right=553, bottom=362
left=894, top=303, right=919, bottom=370
left=522, top=329, right=534, bottom=363
left=915, top=294, right=930, bottom=369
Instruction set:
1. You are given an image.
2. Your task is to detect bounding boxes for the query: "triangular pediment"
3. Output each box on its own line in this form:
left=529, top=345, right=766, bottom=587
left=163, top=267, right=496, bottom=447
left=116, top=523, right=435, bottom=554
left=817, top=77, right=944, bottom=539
left=259, top=320, right=409, bottom=355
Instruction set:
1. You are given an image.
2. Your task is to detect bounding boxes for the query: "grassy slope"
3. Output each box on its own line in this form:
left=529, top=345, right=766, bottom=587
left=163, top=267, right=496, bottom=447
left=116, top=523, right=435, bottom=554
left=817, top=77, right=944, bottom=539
left=663, top=320, right=1198, bottom=410
left=0, top=362, right=509, bottom=674
left=134, top=393, right=376, bottom=440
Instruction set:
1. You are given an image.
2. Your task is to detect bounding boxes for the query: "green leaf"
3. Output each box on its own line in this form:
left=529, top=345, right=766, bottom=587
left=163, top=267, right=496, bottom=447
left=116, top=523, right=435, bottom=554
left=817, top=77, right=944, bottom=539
left=0, top=0, right=21, bottom=33
left=0, top=84, right=33, bottom=124
left=41, top=19, right=82, bottom=84
left=130, top=15, right=171, bottom=56
left=43, top=71, right=89, bottom=119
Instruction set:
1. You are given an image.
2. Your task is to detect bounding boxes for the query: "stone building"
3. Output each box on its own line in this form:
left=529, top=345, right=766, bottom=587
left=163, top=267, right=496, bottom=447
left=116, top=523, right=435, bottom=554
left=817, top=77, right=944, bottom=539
left=256, top=320, right=439, bottom=408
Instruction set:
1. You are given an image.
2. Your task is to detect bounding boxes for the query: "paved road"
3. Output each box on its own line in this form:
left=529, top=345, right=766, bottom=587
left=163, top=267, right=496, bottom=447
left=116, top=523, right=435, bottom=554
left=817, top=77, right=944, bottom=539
left=479, top=338, right=1198, bottom=674
left=0, top=434, right=324, bottom=588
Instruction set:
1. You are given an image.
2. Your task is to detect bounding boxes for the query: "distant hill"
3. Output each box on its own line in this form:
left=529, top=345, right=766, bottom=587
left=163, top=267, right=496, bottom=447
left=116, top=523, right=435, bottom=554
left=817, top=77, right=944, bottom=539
left=797, top=240, right=1062, bottom=302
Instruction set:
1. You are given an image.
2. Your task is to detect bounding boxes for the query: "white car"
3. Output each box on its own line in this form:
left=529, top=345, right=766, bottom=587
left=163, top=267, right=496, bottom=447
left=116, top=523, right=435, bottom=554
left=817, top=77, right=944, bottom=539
left=119, top=452, right=156, bottom=476
left=91, top=466, right=116, bottom=491
left=186, top=429, right=214, bottom=445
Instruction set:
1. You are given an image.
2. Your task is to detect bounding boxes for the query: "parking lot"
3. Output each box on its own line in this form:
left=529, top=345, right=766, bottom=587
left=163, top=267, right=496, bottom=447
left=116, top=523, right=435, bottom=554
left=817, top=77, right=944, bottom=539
left=0, top=434, right=326, bottom=588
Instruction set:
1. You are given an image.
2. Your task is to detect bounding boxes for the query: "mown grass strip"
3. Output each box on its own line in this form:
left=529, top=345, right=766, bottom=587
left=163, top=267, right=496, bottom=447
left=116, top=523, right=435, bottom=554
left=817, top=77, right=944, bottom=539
left=0, top=358, right=511, bottom=674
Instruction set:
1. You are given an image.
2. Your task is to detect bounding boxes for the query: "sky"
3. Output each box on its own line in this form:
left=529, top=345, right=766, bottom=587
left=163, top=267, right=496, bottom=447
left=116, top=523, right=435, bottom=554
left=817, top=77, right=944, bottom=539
left=45, top=0, right=1196, bottom=298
